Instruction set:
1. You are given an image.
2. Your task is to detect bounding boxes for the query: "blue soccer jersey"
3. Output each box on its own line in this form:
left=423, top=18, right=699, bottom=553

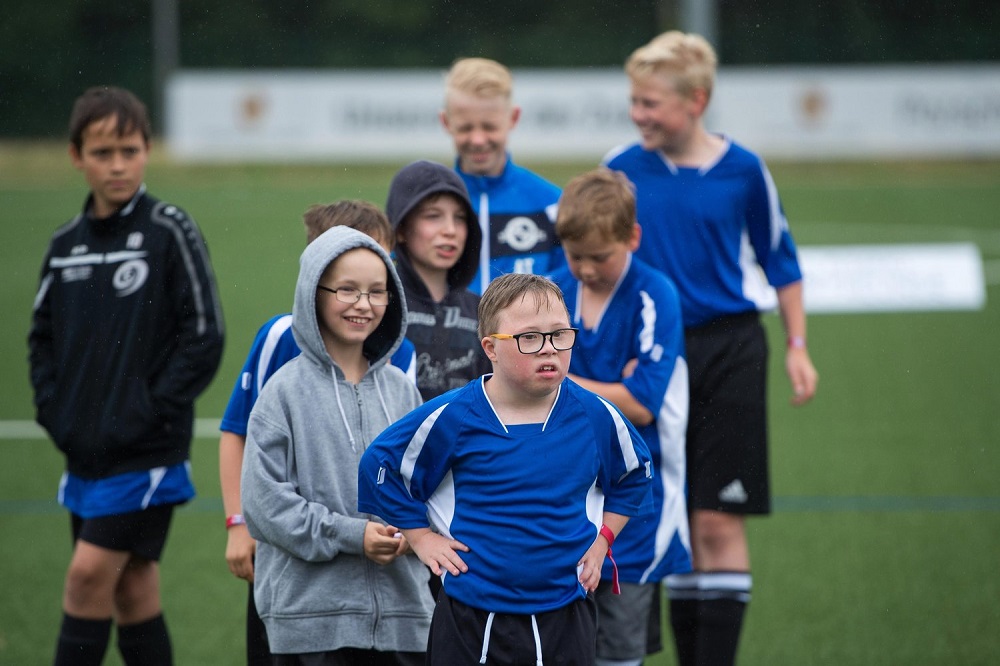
left=358, top=376, right=652, bottom=614
left=604, top=138, right=803, bottom=328
left=552, top=256, right=692, bottom=583
left=220, top=313, right=416, bottom=436
left=457, top=156, right=565, bottom=295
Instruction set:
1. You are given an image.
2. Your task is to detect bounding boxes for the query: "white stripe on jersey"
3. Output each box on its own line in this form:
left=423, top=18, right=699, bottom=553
left=256, top=315, right=293, bottom=394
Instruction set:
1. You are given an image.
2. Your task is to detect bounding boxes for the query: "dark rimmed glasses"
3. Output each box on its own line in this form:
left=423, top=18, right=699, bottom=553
left=489, top=328, right=578, bottom=354
left=317, top=285, right=390, bottom=307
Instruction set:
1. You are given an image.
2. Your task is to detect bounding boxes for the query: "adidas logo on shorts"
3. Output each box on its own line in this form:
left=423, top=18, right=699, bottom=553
left=719, top=479, right=749, bottom=504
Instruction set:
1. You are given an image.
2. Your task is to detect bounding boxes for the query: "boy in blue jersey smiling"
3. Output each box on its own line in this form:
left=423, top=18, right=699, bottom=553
left=551, top=168, right=692, bottom=666
left=604, top=31, right=819, bottom=666
left=440, top=58, right=565, bottom=294
left=359, top=273, right=653, bottom=666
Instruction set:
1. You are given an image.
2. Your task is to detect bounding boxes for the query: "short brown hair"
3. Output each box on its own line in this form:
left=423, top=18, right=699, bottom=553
left=303, top=200, right=393, bottom=248
left=555, top=168, right=636, bottom=244
left=69, top=86, right=151, bottom=152
left=478, top=273, right=569, bottom=339
left=444, top=57, right=513, bottom=102
left=625, top=31, right=717, bottom=101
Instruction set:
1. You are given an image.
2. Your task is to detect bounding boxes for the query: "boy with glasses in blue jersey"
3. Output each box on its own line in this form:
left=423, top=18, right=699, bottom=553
left=359, top=272, right=654, bottom=666
left=550, top=168, right=692, bottom=666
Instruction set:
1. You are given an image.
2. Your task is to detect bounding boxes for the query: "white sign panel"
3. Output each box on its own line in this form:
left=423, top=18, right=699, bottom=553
left=166, top=65, right=1000, bottom=162
left=799, top=243, right=986, bottom=313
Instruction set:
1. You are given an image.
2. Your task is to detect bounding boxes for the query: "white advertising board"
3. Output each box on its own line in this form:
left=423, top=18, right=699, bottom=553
left=166, top=65, right=1000, bottom=162
left=799, top=243, right=986, bottom=313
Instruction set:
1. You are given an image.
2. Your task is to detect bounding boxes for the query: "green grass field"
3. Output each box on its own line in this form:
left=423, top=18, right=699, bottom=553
left=2, top=143, right=999, bottom=664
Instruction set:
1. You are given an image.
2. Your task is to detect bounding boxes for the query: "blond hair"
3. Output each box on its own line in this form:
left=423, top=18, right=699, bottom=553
left=444, top=57, right=513, bottom=102
left=556, top=168, right=636, bottom=244
left=626, top=31, right=717, bottom=101
left=302, top=200, right=393, bottom=248
left=478, top=273, right=568, bottom=339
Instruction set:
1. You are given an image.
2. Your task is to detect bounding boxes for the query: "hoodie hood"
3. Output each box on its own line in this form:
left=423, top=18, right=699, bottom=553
left=292, top=226, right=407, bottom=372
left=385, top=160, right=481, bottom=290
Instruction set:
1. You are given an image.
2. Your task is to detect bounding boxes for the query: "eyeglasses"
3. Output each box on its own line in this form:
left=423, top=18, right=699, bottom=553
left=317, top=285, right=390, bottom=307
left=490, top=328, right=578, bottom=354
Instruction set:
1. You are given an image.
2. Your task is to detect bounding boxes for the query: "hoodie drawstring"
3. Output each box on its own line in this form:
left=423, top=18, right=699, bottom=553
left=373, top=371, right=392, bottom=425
left=331, top=368, right=357, bottom=452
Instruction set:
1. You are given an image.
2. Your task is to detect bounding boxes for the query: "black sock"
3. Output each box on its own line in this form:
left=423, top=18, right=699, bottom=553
left=117, top=614, right=173, bottom=666
left=668, top=597, right=698, bottom=666
left=54, top=614, right=111, bottom=666
left=666, top=572, right=750, bottom=666
left=696, top=597, right=747, bottom=666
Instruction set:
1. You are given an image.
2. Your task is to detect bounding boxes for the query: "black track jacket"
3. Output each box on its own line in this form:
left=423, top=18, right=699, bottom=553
left=29, top=187, right=225, bottom=478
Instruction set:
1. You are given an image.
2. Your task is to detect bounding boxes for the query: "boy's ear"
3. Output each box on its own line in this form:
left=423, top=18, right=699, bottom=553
left=629, top=223, right=642, bottom=252
left=439, top=109, right=451, bottom=132
left=481, top=335, right=497, bottom=362
left=68, top=143, right=83, bottom=169
left=509, top=105, right=522, bottom=130
left=690, top=88, right=710, bottom=117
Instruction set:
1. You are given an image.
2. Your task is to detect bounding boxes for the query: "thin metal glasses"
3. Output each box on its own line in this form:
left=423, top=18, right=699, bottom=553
left=489, top=328, right=578, bottom=354
left=317, top=285, right=390, bottom=307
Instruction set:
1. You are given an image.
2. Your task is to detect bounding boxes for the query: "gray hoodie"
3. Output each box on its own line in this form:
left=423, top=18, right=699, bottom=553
left=241, top=226, right=431, bottom=655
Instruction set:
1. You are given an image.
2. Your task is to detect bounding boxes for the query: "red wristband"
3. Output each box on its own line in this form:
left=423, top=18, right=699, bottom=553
left=225, top=514, right=246, bottom=529
left=599, top=524, right=621, bottom=595
left=787, top=336, right=806, bottom=349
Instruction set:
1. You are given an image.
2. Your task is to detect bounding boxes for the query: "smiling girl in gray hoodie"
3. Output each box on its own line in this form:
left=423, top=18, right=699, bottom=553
left=241, top=225, right=431, bottom=663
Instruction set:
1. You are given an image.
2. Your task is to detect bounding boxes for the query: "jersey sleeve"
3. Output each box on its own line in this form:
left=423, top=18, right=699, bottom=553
left=390, top=337, right=418, bottom=385
left=589, top=393, right=654, bottom=516
left=621, top=277, right=686, bottom=418
left=745, top=160, right=803, bottom=289
left=358, top=400, right=459, bottom=528
left=220, top=315, right=297, bottom=436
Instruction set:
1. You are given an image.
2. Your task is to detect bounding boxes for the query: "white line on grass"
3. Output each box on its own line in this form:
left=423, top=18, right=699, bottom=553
left=0, top=419, right=222, bottom=440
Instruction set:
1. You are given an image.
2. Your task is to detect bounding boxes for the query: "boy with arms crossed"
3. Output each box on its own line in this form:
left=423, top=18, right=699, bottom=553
left=605, top=32, right=819, bottom=666
left=359, top=273, right=653, bottom=665
left=441, top=57, right=564, bottom=294
left=29, top=85, right=225, bottom=665
left=240, top=226, right=432, bottom=663
left=551, top=168, right=692, bottom=666
left=386, top=160, right=491, bottom=402
left=218, top=201, right=416, bottom=664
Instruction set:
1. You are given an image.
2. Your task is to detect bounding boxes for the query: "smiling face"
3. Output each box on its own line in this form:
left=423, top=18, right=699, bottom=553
left=316, top=247, right=388, bottom=358
left=441, top=91, right=520, bottom=177
left=70, top=116, right=149, bottom=219
left=628, top=74, right=702, bottom=156
left=483, top=290, right=572, bottom=400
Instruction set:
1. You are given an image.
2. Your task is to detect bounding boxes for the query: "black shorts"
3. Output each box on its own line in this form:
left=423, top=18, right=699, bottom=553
left=70, top=504, right=176, bottom=561
left=427, top=589, right=596, bottom=665
left=684, top=312, right=771, bottom=515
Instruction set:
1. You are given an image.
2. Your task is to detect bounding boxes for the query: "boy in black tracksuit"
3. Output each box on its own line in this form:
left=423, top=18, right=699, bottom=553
left=28, top=85, right=224, bottom=666
left=386, top=160, right=491, bottom=404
